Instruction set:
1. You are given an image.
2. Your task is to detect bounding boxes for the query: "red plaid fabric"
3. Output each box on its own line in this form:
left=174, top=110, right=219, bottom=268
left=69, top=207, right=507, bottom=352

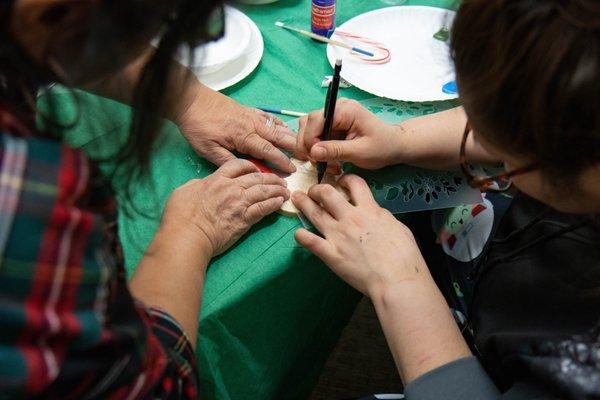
left=0, top=106, right=198, bottom=399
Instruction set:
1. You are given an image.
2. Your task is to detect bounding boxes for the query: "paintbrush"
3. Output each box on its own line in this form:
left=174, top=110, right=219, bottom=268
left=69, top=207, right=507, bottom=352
left=258, top=106, right=307, bottom=118
left=275, top=21, right=375, bottom=58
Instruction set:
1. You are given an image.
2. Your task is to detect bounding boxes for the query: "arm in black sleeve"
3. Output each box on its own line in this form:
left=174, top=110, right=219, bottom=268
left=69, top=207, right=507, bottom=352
left=404, top=357, right=500, bottom=400
left=404, top=357, right=560, bottom=400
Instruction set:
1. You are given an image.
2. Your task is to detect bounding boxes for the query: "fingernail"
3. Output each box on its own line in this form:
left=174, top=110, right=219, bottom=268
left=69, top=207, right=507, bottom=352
left=292, top=191, right=301, bottom=199
left=277, top=196, right=285, bottom=203
left=312, top=146, right=326, bottom=159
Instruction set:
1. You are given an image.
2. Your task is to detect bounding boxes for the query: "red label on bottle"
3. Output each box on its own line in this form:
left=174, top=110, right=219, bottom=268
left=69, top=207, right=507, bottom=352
left=311, top=3, right=336, bottom=30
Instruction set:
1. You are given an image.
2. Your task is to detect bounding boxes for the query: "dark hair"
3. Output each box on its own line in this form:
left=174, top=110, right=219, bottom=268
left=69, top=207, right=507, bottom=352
left=451, top=0, right=600, bottom=181
left=0, top=0, right=223, bottom=190
left=122, top=1, right=224, bottom=173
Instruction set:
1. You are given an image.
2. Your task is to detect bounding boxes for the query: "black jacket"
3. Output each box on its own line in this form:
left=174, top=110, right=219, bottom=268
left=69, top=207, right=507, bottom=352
left=406, top=194, right=600, bottom=400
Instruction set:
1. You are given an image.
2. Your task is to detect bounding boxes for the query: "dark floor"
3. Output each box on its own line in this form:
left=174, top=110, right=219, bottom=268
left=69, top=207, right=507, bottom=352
left=309, top=297, right=403, bottom=400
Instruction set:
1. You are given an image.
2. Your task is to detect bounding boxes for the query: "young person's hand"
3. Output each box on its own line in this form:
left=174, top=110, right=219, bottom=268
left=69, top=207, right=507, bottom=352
left=291, top=174, right=434, bottom=297
left=295, top=99, right=406, bottom=171
left=296, top=102, right=500, bottom=172
left=162, top=159, right=290, bottom=257
left=291, top=175, right=472, bottom=384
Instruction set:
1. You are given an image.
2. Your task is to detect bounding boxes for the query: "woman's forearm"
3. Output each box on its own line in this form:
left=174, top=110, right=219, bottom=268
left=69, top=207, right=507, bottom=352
left=129, top=220, right=213, bottom=347
left=371, top=280, right=472, bottom=384
left=396, top=106, right=500, bottom=170
left=81, top=47, right=223, bottom=126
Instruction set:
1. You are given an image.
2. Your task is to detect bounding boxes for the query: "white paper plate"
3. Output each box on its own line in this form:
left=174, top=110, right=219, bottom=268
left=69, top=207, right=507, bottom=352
left=194, top=11, right=263, bottom=91
left=327, top=6, right=457, bottom=102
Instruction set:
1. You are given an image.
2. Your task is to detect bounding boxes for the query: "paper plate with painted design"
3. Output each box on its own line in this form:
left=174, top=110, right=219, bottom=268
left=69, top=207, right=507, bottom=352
left=326, top=6, right=457, bottom=102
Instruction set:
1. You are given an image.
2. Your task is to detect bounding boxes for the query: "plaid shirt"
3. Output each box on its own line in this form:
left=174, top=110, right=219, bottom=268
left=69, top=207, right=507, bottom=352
left=0, top=109, right=198, bottom=399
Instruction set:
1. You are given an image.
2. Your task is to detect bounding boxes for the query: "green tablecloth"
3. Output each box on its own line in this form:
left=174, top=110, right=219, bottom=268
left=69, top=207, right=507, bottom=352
left=43, top=1, right=456, bottom=398
left=225, top=0, right=456, bottom=116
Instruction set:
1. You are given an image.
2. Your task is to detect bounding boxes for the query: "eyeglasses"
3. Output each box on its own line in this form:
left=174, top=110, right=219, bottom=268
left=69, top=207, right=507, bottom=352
left=459, top=122, right=538, bottom=193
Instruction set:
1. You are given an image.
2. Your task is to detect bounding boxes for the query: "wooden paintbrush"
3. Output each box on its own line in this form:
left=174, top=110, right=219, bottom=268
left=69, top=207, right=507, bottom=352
left=275, top=21, right=375, bottom=58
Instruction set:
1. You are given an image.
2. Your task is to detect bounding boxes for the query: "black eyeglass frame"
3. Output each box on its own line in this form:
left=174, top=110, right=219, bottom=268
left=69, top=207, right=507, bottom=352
left=459, top=123, right=538, bottom=193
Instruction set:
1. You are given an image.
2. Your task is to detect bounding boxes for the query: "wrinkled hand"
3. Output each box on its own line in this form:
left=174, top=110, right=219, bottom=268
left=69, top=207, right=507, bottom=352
left=162, top=159, right=290, bottom=257
left=178, top=91, right=297, bottom=173
left=296, top=99, right=406, bottom=171
left=291, top=174, right=432, bottom=297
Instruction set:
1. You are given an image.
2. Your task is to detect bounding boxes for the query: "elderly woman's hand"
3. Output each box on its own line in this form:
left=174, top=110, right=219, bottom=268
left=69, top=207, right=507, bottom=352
left=291, top=174, right=434, bottom=297
left=176, top=85, right=298, bottom=174
left=162, top=159, right=290, bottom=257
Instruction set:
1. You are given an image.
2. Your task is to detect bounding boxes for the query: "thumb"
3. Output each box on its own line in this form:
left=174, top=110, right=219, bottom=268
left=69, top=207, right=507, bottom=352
left=310, top=139, right=364, bottom=162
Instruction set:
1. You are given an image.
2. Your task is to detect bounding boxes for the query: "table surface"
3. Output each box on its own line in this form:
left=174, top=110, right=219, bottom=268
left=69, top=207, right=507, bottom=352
left=45, top=1, right=456, bottom=399
left=226, top=0, right=456, bottom=120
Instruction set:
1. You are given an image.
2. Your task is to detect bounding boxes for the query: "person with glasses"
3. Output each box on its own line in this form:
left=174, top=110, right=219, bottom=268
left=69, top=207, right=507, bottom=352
left=0, top=0, right=293, bottom=398
left=293, top=0, right=600, bottom=399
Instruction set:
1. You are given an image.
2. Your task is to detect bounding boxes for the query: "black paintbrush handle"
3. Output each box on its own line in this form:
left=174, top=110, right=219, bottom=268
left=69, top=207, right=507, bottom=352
left=317, top=62, right=342, bottom=182
left=317, top=82, right=332, bottom=182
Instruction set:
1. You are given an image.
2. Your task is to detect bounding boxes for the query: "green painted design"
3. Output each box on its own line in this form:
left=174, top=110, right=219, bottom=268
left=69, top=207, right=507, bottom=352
left=433, top=27, right=450, bottom=42
left=367, top=100, right=445, bottom=120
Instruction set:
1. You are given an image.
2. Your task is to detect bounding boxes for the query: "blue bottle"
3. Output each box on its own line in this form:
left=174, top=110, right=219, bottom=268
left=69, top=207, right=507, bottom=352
left=312, top=0, right=336, bottom=38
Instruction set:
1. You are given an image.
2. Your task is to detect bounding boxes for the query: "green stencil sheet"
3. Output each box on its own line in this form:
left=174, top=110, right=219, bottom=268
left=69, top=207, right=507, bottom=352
left=36, top=1, right=460, bottom=399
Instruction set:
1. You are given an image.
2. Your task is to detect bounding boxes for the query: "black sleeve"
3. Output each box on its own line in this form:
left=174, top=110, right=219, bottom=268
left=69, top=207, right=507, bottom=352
left=404, top=357, right=500, bottom=400
left=404, top=357, right=562, bottom=400
left=502, top=381, right=561, bottom=400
